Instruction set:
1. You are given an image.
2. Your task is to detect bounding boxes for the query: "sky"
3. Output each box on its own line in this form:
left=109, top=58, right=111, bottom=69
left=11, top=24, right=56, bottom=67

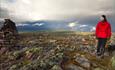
left=0, top=0, right=115, bottom=31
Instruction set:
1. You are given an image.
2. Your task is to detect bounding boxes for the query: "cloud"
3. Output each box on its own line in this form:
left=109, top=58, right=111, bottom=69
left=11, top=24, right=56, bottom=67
left=32, top=23, right=44, bottom=26
left=16, top=23, right=30, bottom=26
left=90, top=27, right=96, bottom=32
left=68, top=22, right=77, bottom=28
left=67, top=20, right=96, bottom=31
left=78, top=25, right=94, bottom=32
left=79, top=25, right=88, bottom=28
left=0, top=7, right=10, bottom=19
left=0, top=0, right=115, bottom=22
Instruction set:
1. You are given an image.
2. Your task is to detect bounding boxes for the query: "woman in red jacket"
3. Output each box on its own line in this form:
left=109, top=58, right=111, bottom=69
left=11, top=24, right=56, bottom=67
left=95, top=15, right=111, bottom=58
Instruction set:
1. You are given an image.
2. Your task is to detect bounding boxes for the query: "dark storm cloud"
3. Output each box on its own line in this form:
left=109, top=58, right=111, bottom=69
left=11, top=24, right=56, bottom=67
left=0, top=0, right=115, bottom=21
left=0, top=0, right=115, bottom=31
left=0, top=7, right=9, bottom=18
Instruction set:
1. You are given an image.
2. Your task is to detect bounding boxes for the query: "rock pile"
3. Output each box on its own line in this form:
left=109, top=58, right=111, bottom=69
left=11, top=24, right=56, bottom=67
left=0, top=19, right=18, bottom=49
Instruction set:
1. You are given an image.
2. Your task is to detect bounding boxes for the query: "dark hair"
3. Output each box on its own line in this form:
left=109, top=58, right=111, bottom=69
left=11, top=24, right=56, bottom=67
left=101, top=15, right=107, bottom=22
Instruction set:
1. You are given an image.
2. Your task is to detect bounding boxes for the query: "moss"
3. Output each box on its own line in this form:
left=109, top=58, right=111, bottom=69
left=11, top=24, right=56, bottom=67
left=22, top=60, right=31, bottom=65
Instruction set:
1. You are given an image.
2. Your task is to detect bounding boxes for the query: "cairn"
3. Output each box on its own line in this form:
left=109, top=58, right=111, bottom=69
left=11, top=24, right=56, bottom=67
left=0, top=19, right=18, bottom=49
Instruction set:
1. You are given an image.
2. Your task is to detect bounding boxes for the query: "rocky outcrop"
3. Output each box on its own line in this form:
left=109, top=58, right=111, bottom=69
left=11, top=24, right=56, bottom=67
left=0, top=32, right=115, bottom=70
left=0, top=19, right=18, bottom=49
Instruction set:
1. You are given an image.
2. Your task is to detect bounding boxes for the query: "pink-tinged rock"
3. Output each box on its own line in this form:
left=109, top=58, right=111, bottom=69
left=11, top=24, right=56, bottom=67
left=0, top=47, right=7, bottom=54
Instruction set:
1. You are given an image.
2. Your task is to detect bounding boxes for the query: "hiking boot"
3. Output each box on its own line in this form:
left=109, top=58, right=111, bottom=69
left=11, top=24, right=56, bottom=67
left=96, top=52, right=101, bottom=56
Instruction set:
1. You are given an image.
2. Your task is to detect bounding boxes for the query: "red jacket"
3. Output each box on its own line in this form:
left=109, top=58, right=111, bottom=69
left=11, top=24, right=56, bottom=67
left=96, top=21, right=111, bottom=38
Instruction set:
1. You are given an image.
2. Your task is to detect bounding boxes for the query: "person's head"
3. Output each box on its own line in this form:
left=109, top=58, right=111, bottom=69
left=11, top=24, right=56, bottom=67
left=100, top=15, right=107, bottom=22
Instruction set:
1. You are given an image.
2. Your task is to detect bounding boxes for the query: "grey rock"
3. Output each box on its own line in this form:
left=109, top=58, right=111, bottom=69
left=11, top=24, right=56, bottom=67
left=51, top=65, right=62, bottom=70
left=94, top=68, right=104, bottom=70
left=66, top=64, right=85, bottom=70
left=75, top=55, right=90, bottom=69
left=111, top=56, right=115, bottom=70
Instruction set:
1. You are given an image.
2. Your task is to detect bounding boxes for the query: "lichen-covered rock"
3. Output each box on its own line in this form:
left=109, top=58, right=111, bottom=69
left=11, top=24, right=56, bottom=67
left=66, top=64, right=85, bottom=70
left=75, top=55, right=90, bottom=69
left=111, top=56, right=115, bottom=70
left=0, top=47, right=7, bottom=54
left=94, top=68, right=104, bottom=70
left=51, top=65, right=62, bottom=70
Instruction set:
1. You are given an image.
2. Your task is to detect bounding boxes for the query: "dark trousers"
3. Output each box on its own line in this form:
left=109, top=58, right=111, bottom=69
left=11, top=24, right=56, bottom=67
left=97, top=38, right=107, bottom=56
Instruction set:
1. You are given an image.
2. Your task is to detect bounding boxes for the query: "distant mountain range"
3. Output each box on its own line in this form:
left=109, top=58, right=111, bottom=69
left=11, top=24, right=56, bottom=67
left=0, top=19, right=115, bottom=32
left=16, top=20, right=97, bottom=32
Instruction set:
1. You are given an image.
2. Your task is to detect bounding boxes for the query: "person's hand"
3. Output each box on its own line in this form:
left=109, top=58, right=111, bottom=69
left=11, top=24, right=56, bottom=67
left=94, top=36, right=98, bottom=39
left=107, top=38, right=111, bottom=45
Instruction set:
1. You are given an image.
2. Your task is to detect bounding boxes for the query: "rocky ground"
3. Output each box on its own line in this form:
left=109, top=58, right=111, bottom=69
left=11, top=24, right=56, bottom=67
left=0, top=31, right=115, bottom=70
